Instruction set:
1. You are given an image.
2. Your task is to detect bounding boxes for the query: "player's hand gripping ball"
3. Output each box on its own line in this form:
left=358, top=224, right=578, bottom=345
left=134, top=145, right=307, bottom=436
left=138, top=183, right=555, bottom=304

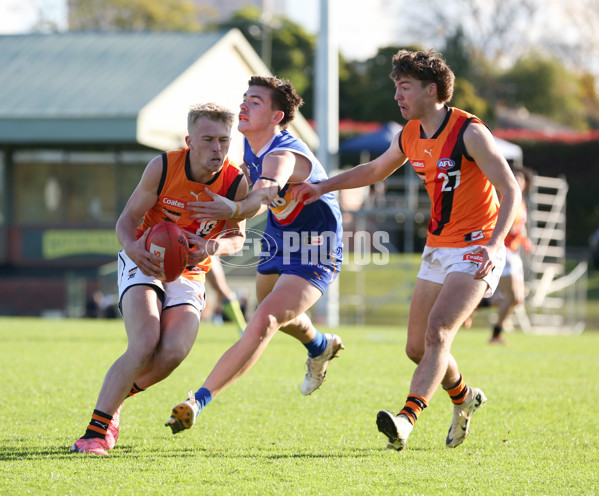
left=145, top=222, right=189, bottom=282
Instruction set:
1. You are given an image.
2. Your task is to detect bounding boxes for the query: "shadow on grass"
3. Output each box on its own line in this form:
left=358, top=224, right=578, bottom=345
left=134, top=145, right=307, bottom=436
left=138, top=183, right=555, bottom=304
left=0, top=443, right=192, bottom=461
left=0, top=443, right=431, bottom=461
left=0, top=441, right=142, bottom=460
left=188, top=446, right=432, bottom=459
left=0, top=445, right=77, bottom=460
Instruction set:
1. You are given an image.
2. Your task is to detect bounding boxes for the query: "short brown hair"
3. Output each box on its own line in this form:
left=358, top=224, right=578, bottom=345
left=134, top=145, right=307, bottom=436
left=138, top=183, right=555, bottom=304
left=390, top=49, right=455, bottom=103
left=248, top=76, right=303, bottom=129
left=187, top=102, right=235, bottom=130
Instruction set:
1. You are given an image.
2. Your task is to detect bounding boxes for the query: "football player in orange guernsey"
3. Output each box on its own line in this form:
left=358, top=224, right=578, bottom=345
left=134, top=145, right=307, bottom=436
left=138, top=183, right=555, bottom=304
left=292, top=49, right=521, bottom=451
left=71, top=103, right=248, bottom=455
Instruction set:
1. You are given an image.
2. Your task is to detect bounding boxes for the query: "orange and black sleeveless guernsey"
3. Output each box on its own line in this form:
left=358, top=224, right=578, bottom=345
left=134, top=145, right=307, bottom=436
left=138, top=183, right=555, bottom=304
left=137, top=148, right=244, bottom=282
left=399, top=107, right=499, bottom=248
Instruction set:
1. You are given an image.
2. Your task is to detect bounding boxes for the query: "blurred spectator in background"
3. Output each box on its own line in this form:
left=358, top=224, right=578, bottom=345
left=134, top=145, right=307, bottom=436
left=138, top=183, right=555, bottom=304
left=205, top=256, right=247, bottom=333
left=464, top=167, right=534, bottom=342
left=488, top=167, right=534, bottom=343
left=85, top=290, right=118, bottom=319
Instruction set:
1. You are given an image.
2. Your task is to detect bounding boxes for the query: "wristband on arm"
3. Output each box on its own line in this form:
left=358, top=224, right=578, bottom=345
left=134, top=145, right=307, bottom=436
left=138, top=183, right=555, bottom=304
left=233, top=202, right=241, bottom=218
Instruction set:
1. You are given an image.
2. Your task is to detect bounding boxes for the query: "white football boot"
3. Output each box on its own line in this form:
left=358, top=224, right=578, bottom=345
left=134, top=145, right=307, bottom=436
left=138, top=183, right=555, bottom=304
left=376, top=411, right=413, bottom=451
left=301, top=333, right=344, bottom=395
left=445, top=387, right=487, bottom=448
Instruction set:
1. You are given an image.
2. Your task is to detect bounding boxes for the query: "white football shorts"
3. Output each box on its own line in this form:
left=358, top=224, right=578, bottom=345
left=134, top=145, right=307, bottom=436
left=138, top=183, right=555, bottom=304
left=117, top=250, right=206, bottom=316
left=417, top=244, right=507, bottom=298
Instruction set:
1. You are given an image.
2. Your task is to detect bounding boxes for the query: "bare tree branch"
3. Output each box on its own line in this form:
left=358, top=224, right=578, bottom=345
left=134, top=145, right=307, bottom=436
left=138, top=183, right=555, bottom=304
left=402, top=0, right=557, bottom=64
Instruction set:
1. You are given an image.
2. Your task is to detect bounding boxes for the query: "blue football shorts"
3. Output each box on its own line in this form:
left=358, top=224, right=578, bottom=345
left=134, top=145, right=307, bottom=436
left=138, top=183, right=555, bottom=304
left=257, top=244, right=343, bottom=295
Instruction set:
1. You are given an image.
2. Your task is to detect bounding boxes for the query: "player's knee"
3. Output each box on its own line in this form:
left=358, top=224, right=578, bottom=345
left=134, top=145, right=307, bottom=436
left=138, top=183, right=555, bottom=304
left=265, top=313, right=285, bottom=335
left=125, top=342, right=158, bottom=365
left=159, top=342, right=190, bottom=370
left=125, top=331, right=160, bottom=363
left=158, top=353, right=185, bottom=373
left=424, top=323, right=453, bottom=349
left=261, top=308, right=286, bottom=331
left=242, top=311, right=280, bottom=344
left=405, top=343, right=423, bottom=364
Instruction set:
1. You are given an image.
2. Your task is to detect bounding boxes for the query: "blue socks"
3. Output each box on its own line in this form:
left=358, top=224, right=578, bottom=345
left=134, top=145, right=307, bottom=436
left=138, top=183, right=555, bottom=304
left=304, top=331, right=328, bottom=358
left=193, top=387, right=213, bottom=416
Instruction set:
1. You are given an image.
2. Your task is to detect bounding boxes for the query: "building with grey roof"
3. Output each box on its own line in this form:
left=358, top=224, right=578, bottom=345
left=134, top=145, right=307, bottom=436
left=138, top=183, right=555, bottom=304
left=0, top=29, right=316, bottom=316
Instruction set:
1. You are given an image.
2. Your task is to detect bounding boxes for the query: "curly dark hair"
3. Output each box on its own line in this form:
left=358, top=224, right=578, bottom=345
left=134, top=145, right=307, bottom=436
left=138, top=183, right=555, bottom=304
left=248, top=76, right=304, bottom=129
left=389, top=49, right=455, bottom=103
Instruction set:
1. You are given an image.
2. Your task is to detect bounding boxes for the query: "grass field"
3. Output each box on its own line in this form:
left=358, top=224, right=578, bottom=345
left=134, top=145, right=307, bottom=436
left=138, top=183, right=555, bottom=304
left=1, top=317, right=598, bottom=495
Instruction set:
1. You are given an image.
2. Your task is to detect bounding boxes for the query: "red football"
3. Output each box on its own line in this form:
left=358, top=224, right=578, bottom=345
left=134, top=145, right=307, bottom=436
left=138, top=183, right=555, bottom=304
left=145, top=222, right=189, bottom=282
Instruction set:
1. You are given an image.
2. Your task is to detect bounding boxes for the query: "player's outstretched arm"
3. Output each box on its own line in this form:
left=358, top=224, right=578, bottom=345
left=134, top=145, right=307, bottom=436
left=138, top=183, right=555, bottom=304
left=188, top=150, right=296, bottom=221
left=291, top=135, right=408, bottom=205
left=289, top=181, right=324, bottom=204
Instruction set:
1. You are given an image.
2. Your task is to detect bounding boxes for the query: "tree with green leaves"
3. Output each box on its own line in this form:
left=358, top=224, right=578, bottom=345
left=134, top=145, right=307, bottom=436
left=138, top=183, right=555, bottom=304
left=215, top=6, right=318, bottom=117
left=68, top=0, right=203, bottom=31
left=499, top=53, right=589, bottom=130
left=340, top=46, right=412, bottom=123
left=65, top=0, right=598, bottom=130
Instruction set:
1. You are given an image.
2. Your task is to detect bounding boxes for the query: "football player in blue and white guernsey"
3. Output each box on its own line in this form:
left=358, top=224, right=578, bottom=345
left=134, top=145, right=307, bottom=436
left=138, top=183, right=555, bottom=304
left=166, top=76, right=345, bottom=433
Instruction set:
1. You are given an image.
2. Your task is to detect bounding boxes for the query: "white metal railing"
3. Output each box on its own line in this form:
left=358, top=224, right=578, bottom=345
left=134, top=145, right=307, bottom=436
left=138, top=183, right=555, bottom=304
left=523, top=175, right=587, bottom=334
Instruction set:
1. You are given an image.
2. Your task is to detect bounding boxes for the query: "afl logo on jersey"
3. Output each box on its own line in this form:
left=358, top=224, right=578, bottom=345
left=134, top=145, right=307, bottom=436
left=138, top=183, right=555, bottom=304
left=437, top=159, right=454, bottom=170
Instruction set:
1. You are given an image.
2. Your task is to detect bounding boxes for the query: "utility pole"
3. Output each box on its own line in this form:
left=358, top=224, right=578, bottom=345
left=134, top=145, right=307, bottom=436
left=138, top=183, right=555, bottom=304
left=261, top=0, right=273, bottom=69
left=315, top=0, right=340, bottom=328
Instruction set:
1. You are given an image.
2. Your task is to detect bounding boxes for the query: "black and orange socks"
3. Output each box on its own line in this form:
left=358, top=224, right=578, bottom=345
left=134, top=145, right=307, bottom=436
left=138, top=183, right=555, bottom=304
left=82, top=383, right=145, bottom=439
left=127, top=382, right=145, bottom=398
left=82, top=410, right=112, bottom=440
left=397, top=375, right=469, bottom=427
left=399, top=395, right=428, bottom=425
left=444, top=374, right=469, bottom=405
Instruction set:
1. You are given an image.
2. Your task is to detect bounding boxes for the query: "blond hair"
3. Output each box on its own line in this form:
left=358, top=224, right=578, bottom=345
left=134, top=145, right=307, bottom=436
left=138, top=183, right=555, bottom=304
left=187, top=102, right=235, bottom=130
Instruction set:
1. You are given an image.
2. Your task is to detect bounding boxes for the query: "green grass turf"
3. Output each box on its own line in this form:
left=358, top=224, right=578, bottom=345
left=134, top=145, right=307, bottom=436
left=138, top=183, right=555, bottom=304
left=1, top=318, right=598, bottom=495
